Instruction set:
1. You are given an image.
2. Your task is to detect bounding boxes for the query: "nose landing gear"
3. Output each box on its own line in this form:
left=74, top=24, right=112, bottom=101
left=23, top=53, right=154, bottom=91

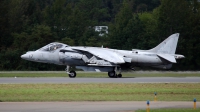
left=65, top=66, right=76, bottom=78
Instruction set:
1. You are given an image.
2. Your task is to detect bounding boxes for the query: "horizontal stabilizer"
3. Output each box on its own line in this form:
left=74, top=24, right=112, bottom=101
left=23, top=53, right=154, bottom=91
left=157, top=54, right=176, bottom=63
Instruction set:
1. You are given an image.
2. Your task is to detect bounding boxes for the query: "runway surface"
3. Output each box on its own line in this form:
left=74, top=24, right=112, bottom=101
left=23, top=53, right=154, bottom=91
left=0, top=101, right=199, bottom=112
left=0, top=77, right=200, bottom=84
left=0, top=77, right=199, bottom=112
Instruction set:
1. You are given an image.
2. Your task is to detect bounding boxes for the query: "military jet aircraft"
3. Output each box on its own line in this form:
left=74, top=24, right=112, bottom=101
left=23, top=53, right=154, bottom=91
left=21, top=33, right=184, bottom=78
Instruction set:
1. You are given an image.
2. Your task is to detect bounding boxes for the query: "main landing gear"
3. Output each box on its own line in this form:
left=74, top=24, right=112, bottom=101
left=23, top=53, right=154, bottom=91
left=108, top=66, right=122, bottom=78
left=65, top=66, right=76, bottom=78
left=65, top=66, right=122, bottom=78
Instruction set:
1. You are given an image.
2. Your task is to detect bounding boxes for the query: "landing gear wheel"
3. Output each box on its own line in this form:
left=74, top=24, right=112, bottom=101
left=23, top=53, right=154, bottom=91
left=117, top=74, right=122, bottom=78
left=68, top=70, right=76, bottom=78
left=108, top=71, right=116, bottom=78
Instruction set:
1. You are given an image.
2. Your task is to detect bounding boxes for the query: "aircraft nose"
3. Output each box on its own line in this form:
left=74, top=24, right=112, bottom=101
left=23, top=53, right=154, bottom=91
left=21, top=53, right=29, bottom=60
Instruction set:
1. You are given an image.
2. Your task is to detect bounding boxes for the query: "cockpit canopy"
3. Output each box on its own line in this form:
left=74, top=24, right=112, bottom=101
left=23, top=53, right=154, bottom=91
left=39, top=42, right=68, bottom=51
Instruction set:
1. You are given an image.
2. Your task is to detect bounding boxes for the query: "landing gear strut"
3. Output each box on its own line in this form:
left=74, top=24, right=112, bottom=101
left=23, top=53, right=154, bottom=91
left=108, top=66, right=122, bottom=78
left=65, top=66, right=76, bottom=78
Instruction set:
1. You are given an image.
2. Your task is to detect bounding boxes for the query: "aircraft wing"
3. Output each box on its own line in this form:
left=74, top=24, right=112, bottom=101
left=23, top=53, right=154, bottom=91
left=71, top=47, right=125, bottom=64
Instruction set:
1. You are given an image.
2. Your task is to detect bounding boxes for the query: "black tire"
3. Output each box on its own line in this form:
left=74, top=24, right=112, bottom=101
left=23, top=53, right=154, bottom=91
left=117, top=74, right=122, bottom=78
left=108, top=71, right=116, bottom=78
left=69, top=70, right=76, bottom=78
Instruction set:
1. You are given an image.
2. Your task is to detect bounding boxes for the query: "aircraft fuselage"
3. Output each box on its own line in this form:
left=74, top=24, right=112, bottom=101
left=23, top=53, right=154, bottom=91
left=21, top=33, right=185, bottom=78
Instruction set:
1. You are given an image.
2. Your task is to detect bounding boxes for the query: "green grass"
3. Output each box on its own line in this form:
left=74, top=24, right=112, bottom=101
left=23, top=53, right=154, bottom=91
left=136, top=108, right=200, bottom=112
left=0, top=71, right=200, bottom=77
left=0, top=83, right=199, bottom=102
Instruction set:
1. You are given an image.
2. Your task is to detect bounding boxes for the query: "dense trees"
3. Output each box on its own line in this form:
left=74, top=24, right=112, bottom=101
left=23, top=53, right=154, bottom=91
left=0, top=0, right=200, bottom=70
left=109, top=0, right=144, bottom=50
left=155, top=0, right=200, bottom=70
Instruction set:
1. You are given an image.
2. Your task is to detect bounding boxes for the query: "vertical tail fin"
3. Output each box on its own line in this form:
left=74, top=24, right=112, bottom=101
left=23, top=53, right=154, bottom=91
left=148, top=33, right=179, bottom=54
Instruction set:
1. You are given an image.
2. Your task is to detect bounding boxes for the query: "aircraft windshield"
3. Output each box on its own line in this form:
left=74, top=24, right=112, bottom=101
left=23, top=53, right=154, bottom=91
left=39, top=43, right=64, bottom=51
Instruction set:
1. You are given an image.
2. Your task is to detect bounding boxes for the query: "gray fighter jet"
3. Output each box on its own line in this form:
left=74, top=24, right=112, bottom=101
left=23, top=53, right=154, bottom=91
left=21, top=33, right=184, bottom=78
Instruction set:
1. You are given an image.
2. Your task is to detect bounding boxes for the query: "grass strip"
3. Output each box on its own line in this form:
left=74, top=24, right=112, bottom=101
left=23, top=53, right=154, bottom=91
left=0, top=83, right=200, bottom=102
left=136, top=108, right=200, bottom=112
left=1, top=72, right=200, bottom=77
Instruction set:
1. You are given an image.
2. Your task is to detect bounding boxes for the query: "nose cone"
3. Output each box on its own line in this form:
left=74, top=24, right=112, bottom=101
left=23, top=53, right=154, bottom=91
left=21, top=53, right=30, bottom=60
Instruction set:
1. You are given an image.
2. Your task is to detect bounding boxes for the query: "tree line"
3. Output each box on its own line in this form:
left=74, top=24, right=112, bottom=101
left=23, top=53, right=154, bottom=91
left=0, top=0, right=200, bottom=70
